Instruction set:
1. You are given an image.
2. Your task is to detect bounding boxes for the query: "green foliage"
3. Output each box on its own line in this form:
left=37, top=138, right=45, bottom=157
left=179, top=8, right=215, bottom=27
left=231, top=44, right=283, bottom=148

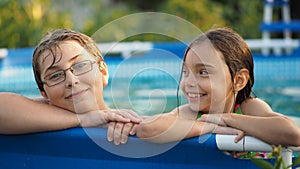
left=80, top=0, right=139, bottom=41
left=0, top=0, right=267, bottom=48
left=218, top=0, right=263, bottom=38
left=250, top=145, right=300, bottom=169
left=158, top=0, right=226, bottom=32
left=0, top=0, right=73, bottom=48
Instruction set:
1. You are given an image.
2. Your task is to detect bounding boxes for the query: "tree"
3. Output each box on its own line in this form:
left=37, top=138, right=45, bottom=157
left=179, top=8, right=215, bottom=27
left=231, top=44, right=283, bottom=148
left=0, top=0, right=73, bottom=48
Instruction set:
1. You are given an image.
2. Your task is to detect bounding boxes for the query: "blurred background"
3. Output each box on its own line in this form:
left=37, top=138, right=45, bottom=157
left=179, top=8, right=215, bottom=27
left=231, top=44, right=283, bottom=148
left=1, top=0, right=299, bottom=48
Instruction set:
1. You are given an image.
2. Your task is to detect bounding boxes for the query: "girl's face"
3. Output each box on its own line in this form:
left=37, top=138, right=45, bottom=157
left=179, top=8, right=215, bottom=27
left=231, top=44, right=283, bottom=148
left=39, top=40, right=109, bottom=113
left=180, top=41, right=235, bottom=114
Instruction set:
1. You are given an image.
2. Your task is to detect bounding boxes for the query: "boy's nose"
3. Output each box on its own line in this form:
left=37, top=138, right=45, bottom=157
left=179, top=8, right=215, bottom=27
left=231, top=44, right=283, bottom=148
left=65, top=70, right=79, bottom=88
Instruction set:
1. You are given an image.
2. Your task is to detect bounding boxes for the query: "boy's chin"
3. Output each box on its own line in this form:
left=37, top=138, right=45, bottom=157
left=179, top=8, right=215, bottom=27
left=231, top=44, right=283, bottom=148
left=72, top=102, right=99, bottom=114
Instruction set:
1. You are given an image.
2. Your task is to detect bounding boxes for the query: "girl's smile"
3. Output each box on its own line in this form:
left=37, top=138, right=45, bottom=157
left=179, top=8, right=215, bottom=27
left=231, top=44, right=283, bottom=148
left=186, top=92, right=207, bottom=102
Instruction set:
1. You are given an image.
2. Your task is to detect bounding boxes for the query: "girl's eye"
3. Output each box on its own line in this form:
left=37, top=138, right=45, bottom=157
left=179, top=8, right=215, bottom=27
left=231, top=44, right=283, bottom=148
left=199, top=70, right=209, bottom=75
left=182, top=69, right=188, bottom=76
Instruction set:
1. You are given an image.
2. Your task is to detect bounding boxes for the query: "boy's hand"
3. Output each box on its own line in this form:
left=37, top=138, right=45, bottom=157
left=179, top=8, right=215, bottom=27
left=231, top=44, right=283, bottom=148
left=78, top=109, right=141, bottom=145
left=108, top=109, right=141, bottom=123
left=105, top=109, right=141, bottom=145
left=107, top=122, right=138, bottom=145
left=77, top=110, right=130, bottom=127
left=77, top=109, right=141, bottom=127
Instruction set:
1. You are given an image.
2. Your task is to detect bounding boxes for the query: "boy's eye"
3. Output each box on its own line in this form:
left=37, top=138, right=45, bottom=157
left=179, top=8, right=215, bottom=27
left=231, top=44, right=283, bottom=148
left=48, top=71, right=64, bottom=80
left=73, top=62, right=88, bottom=69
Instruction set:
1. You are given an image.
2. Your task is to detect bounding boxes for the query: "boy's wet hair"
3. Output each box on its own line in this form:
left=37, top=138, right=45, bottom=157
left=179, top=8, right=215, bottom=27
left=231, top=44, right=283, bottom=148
left=183, top=27, right=254, bottom=104
left=32, top=29, right=103, bottom=92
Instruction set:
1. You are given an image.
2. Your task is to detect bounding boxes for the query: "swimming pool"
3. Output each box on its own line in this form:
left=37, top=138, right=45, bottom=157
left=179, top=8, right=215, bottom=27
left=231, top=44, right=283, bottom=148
left=1, top=42, right=300, bottom=169
left=1, top=42, right=299, bottom=118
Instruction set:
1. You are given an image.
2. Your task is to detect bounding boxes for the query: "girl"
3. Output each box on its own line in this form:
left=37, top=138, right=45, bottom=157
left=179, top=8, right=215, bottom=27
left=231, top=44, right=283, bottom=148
left=0, top=29, right=140, bottom=145
left=136, top=27, right=300, bottom=148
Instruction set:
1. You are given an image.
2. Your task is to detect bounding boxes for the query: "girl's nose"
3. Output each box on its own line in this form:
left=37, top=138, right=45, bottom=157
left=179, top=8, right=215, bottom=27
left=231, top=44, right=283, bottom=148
left=65, top=70, right=79, bottom=88
left=185, top=74, right=197, bottom=87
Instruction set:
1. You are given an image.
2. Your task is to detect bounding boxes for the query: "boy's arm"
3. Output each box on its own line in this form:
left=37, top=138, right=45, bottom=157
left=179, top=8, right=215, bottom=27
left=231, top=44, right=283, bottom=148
left=0, top=92, right=79, bottom=134
left=0, top=92, right=134, bottom=135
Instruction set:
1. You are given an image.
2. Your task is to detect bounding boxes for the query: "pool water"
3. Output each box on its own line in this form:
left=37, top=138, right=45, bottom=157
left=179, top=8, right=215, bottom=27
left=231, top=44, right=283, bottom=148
left=0, top=47, right=299, bottom=121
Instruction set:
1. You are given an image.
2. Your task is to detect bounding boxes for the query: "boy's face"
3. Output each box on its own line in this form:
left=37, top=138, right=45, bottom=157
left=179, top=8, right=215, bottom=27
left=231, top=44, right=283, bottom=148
left=180, top=41, right=235, bottom=114
left=39, top=40, right=108, bottom=113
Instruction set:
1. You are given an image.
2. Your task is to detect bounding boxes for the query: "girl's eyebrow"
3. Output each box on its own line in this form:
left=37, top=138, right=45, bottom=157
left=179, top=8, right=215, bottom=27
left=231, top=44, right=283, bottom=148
left=194, top=63, right=215, bottom=69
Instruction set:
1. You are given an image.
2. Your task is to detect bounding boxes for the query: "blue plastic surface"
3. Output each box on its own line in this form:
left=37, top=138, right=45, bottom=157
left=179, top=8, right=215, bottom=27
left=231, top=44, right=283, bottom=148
left=0, top=128, right=264, bottom=169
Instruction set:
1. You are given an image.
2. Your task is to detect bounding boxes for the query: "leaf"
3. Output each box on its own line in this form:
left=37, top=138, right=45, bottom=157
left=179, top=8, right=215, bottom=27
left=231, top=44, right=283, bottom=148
left=274, top=157, right=283, bottom=169
left=292, top=155, right=300, bottom=167
left=250, top=157, right=274, bottom=169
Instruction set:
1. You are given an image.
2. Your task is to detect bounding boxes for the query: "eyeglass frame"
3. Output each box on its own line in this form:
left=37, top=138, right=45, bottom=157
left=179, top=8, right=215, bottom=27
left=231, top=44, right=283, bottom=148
left=42, top=60, right=97, bottom=87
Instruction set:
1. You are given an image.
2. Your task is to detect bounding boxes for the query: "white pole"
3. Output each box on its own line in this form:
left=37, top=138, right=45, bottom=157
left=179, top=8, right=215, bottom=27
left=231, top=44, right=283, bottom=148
left=281, top=148, right=293, bottom=169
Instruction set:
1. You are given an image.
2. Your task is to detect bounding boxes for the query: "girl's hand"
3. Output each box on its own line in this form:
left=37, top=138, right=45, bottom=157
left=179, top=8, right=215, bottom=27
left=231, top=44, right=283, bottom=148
left=213, top=125, right=245, bottom=143
left=199, top=113, right=228, bottom=126
left=200, top=114, right=245, bottom=143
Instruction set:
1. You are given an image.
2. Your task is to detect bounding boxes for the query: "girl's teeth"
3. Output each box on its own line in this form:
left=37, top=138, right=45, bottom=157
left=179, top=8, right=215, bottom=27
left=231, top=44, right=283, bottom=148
left=189, top=93, right=199, bottom=98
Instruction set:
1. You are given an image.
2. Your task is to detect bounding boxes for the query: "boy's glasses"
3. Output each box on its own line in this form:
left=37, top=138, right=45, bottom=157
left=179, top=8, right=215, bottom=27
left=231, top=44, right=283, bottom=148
left=43, top=60, right=96, bottom=87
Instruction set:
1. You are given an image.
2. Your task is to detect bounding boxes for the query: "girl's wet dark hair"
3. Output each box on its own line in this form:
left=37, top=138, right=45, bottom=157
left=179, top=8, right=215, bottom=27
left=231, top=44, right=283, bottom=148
left=179, top=27, right=254, bottom=105
left=32, top=29, right=103, bottom=92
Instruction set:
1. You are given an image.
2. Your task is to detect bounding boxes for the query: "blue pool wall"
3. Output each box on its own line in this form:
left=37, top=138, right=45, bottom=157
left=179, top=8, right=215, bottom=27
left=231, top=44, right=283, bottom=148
left=0, top=128, right=269, bottom=169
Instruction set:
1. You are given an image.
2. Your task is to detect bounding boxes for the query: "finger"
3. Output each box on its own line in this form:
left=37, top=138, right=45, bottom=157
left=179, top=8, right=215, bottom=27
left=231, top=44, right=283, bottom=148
left=200, top=114, right=226, bottom=126
left=107, top=113, right=131, bottom=123
left=121, top=109, right=140, bottom=118
left=234, top=132, right=245, bottom=143
left=107, top=122, right=116, bottom=142
left=114, top=109, right=141, bottom=123
left=128, top=113, right=142, bottom=123
left=199, top=114, right=217, bottom=123
left=113, top=122, right=124, bottom=145
left=120, top=123, right=133, bottom=144
left=130, top=124, right=138, bottom=135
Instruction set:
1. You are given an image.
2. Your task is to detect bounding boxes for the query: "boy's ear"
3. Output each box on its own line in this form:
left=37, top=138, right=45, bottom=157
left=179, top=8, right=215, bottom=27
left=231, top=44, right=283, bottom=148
left=99, top=61, right=109, bottom=87
left=40, top=90, right=48, bottom=100
left=233, top=68, right=249, bottom=92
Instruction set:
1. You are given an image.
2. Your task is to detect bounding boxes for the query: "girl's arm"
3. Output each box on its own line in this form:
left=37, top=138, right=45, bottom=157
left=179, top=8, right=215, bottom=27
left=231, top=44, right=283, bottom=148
left=136, top=104, right=243, bottom=143
left=136, top=105, right=194, bottom=143
left=200, top=98, right=300, bottom=146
